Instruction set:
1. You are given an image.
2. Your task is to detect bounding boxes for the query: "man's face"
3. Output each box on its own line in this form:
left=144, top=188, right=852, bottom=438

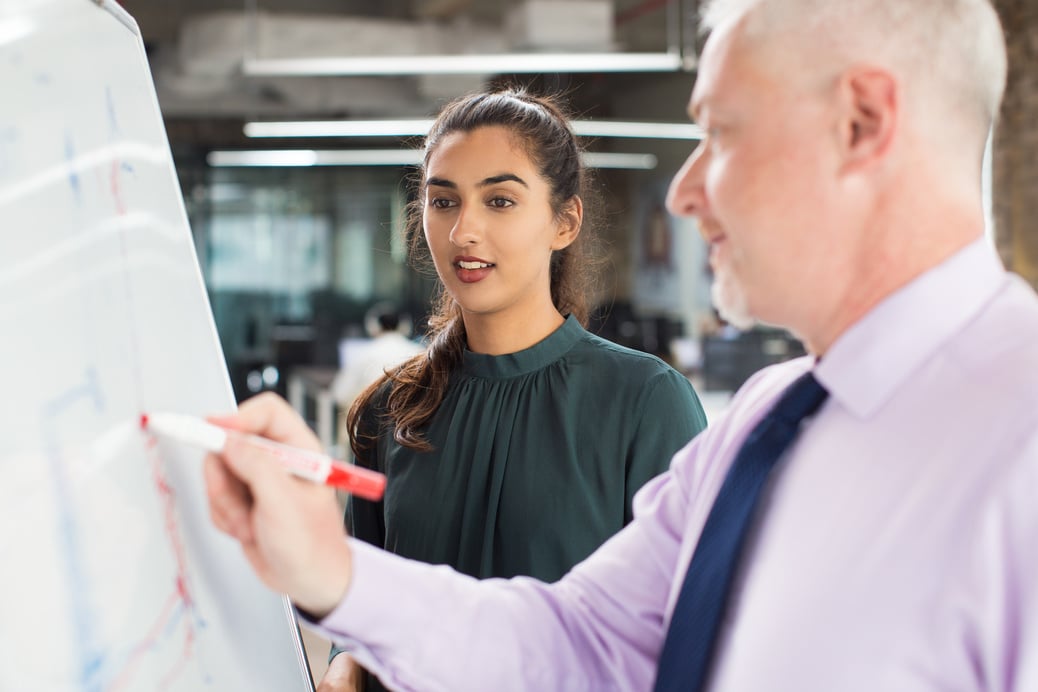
left=666, top=19, right=844, bottom=334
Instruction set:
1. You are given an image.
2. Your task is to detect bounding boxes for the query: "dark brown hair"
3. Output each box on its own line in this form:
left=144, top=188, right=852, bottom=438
left=347, top=87, right=600, bottom=456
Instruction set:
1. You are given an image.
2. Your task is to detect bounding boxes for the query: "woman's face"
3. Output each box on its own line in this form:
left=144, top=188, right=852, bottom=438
left=423, top=125, right=579, bottom=323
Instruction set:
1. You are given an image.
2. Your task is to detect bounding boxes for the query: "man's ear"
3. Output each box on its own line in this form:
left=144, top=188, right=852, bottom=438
left=837, top=67, right=898, bottom=174
left=552, top=195, right=583, bottom=250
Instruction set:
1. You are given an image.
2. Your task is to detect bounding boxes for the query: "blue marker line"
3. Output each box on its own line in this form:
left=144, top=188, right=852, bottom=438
left=64, top=132, right=81, bottom=202
left=41, top=368, right=106, bottom=691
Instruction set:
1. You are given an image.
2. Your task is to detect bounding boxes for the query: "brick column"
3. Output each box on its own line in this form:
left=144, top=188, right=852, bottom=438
left=992, top=0, right=1038, bottom=290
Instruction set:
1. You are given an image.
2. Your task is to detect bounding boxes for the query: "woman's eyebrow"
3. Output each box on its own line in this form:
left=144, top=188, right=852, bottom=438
left=480, top=173, right=528, bottom=188
left=426, top=173, right=529, bottom=189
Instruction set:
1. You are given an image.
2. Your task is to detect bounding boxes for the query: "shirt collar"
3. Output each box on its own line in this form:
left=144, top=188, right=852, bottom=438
left=815, top=238, right=1007, bottom=419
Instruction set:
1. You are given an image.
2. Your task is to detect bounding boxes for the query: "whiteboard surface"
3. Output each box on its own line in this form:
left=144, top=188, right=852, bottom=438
left=0, top=1, right=312, bottom=690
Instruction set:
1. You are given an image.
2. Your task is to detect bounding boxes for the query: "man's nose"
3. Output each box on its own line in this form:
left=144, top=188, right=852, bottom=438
left=665, top=145, right=707, bottom=219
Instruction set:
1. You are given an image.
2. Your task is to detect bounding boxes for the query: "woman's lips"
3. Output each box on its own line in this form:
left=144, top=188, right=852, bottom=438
left=454, top=257, right=495, bottom=283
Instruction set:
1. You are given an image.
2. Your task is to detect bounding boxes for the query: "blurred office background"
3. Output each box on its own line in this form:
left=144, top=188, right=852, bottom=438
left=119, top=0, right=1036, bottom=431
left=114, top=0, right=1036, bottom=681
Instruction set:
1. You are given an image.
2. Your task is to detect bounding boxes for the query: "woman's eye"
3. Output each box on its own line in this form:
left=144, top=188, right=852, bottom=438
left=488, top=197, right=514, bottom=209
left=429, top=197, right=455, bottom=209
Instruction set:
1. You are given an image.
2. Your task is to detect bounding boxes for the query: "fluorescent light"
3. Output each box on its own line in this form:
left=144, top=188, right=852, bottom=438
left=207, top=149, right=657, bottom=170
left=207, top=150, right=321, bottom=167
left=582, top=153, right=657, bottom=169
left=244, top=120, right=435, bottom=138
left=243, top=52, right=683, bottom=77
left=244, top=119, right=703, bottom=141
left=207, top=150, right=420, bottom=167
left=571, top=121, right=703, bottom=140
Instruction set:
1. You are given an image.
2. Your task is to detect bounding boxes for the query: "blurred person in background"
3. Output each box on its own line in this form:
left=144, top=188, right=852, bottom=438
left=330, top=302, right=424, bottom=421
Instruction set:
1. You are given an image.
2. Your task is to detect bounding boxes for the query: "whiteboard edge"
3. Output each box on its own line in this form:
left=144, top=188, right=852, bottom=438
left=284, top=596, right=318, bottom=692
left=118, top=0, right=242, bottom=411
left=89, top=1, right=317, bottom=689
left=97, top=0, right=139, bottom=35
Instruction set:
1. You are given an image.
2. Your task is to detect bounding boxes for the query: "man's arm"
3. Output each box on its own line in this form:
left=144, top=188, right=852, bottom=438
left=305, top=457, right=700, bottom=691
left=205, top=392, right=700, bottom=691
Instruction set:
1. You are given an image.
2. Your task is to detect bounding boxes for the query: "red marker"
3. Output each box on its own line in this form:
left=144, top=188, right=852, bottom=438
left=140, top=412, right=385, bottom=501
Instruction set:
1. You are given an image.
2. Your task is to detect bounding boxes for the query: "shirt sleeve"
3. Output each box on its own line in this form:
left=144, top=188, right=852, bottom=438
left=968, top=431, right=1038, bottom=691
left=303, top=430, right=710, bottom=692
left=624, top=368, right=707, bottom=522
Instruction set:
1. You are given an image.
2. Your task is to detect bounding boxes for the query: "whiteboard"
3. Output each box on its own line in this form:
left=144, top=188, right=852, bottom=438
left=0, top=1, right=313, bottom=690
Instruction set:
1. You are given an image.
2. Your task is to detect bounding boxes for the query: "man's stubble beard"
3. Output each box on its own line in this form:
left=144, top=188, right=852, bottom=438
left=711, top=263, right=756, bottom=330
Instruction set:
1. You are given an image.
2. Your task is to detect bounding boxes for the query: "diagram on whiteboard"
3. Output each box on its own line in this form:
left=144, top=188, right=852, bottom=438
left=0, top=1, right=312, bottom=690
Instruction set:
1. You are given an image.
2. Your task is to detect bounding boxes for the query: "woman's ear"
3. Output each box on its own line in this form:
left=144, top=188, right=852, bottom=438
left=837, top=66, right=898, bottom=175
left=552, top=195, right=583, bottom=250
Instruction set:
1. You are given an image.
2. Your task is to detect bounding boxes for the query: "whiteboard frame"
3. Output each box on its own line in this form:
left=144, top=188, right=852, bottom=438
left=88, top=1, right=318, bottom=687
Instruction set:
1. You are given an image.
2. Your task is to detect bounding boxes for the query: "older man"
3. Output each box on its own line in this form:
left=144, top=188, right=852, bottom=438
left=206, top=1, right=1038, bottom=690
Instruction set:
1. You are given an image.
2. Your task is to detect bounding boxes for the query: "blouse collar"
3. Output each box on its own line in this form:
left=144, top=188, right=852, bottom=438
left=461, top=314, right=584, bottom=379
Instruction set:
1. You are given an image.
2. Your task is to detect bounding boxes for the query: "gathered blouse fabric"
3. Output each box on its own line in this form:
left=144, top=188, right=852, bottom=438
left=336, top=317, right=706, bottom=688
left=347, top=315, right=707, bottom=583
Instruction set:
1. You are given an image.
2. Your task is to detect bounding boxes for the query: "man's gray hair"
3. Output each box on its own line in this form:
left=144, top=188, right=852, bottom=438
left=700, top=0, right=1007, bottom=130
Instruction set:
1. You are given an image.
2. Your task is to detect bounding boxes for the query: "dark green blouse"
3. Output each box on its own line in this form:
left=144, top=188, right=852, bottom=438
left=335, top=317, right=706, bottom=685
left=347, top=315, right=707, bottom=582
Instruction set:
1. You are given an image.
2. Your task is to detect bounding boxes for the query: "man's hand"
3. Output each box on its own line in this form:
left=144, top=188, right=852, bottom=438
left=204, top=392, right=353, bottom=617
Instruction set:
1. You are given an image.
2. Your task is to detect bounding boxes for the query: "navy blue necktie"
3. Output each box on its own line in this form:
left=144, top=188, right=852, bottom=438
left=653, top=370, right=829, bottom=692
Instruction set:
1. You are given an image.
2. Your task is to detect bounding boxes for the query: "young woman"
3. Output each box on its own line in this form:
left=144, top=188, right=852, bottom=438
left=319, top=89, right=707, bottom=692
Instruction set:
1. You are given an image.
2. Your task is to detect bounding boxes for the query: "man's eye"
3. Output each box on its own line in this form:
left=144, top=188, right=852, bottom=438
left=705, top=125, right=727, bottom=143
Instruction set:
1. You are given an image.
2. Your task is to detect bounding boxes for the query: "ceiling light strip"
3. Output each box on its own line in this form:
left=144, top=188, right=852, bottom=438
left=570, top=121, right=703, bottom=140
left=243, top=51, right=683, bottom=77
left=206, top=149, right=657, bottom=170
left=582, top=152, right=657, bottom=169
left=244, top=120, right=434, bottom=138
left=244, top=119, right=703, bottom=140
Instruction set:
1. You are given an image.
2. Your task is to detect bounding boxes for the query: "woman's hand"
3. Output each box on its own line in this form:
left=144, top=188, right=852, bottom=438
left=316, top=653, right=365, bottom=692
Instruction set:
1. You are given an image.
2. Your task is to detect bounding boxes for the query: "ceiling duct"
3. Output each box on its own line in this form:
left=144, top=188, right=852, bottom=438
left=150, top=1, right=684, bottom=118
left=505, top=0, right=615, bottom=51
left=154, top=10, right=499, bottom=115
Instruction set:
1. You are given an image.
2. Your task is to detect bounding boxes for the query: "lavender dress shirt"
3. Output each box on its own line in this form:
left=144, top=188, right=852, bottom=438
left=309, top=238, right=1038, bottom=691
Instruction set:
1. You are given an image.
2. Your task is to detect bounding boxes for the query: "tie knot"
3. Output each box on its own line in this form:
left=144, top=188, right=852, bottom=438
left=771, top=371, right=829, bottom=427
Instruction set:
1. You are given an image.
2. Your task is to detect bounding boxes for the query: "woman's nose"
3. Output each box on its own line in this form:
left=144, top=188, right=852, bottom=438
left=448, top=206, right=484, bottom=246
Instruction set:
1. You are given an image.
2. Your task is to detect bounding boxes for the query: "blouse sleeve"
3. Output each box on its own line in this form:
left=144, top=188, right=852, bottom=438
left=623, top=368, right=707, bottom=523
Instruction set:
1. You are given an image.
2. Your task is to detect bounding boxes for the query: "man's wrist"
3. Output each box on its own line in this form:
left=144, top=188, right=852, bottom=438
left=295, top=541, right=352, bottom=619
